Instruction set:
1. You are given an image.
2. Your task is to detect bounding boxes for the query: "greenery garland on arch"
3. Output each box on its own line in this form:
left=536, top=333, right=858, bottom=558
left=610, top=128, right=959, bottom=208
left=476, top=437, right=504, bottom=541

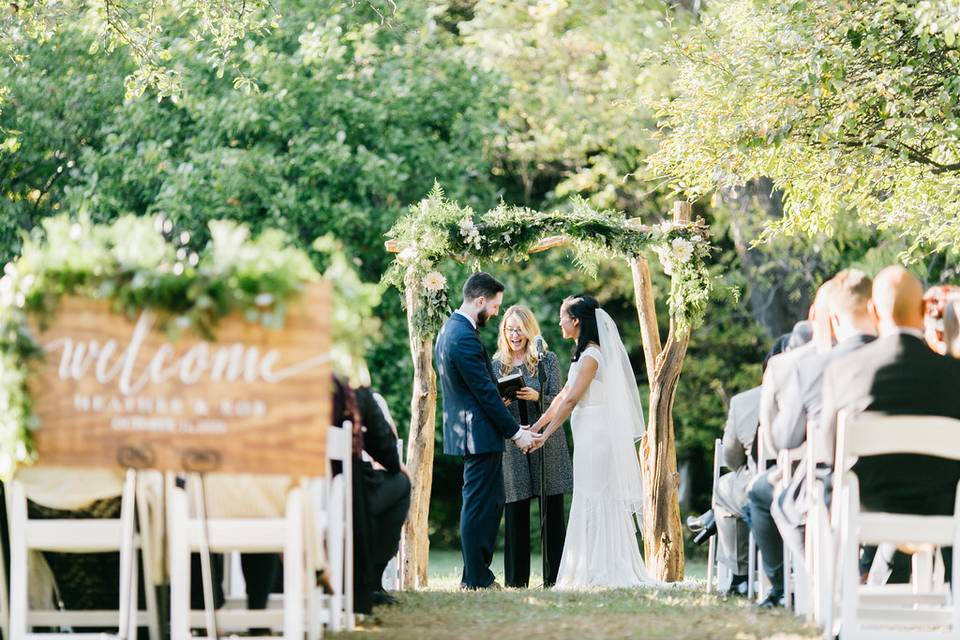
left=0, top=214, right=381, bottom=480
left=383, top=183, right=714, bottom=336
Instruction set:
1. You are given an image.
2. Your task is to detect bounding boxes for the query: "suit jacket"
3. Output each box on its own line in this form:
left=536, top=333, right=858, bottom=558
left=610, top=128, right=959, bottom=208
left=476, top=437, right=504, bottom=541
left=759, top=342, right=816, bottom=459
left=723, top=386, right=761, bottom=474
left=773, top=334, right=876, bottom=451
left=436, top=313, right=520, bottom=456
left=819, top=332, right=960, bottom=515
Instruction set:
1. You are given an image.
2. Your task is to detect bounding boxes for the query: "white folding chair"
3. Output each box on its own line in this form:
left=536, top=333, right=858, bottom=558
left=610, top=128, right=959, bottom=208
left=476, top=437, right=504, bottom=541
left=167, top=472, right=305, bottom=640
left=707, top=438, right=731, bottom=593
left=306, top=423, right=354, bottom=640
left=778, top=445, right=810, bottom=615
left=0, top=502, right=9, bottom=640
left=833, top=412, right=960, bottom=639
left=7, top=469, right=160, bottom=640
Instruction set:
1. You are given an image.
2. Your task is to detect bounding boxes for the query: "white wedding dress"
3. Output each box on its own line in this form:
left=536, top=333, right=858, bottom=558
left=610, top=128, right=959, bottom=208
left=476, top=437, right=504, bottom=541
left=555, top=311, right=656, bottom=590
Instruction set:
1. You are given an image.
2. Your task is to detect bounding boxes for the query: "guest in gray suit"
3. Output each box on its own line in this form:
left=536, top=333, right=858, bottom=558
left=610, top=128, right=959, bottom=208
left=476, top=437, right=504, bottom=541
left=713, top=384, right=761, bottom=595
left=493, top=305, right=573, bottom=587
left=770, top=270, right=877, bottom=556
left=747, top=281, right=831, bottom=607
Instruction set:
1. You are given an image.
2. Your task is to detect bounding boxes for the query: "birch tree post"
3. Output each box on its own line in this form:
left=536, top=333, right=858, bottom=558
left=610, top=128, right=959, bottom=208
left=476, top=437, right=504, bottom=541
left=633, top=200, right=691, bottom=581
left=401, top=271, right=437, bottom=589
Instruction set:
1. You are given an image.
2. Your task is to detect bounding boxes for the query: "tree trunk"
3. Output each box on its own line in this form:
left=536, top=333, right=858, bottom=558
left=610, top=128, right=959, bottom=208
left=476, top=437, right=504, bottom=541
left=724, top=179, right=812, bottom=338
left=630, top=201, right=691, bottom=582
left=640, top=326, right=689, bottom=581
left=401, top=278, right=436, bottom=589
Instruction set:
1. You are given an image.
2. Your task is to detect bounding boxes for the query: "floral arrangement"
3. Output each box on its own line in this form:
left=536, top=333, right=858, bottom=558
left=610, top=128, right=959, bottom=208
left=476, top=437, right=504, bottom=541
left=384, top=183, right=714, bottom=337
left=0, top=214, right=377, bottom=479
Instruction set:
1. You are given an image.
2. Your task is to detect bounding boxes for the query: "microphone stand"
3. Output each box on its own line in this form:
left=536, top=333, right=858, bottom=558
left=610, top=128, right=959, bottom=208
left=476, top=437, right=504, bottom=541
left=534, top=342, right=550, bottom=588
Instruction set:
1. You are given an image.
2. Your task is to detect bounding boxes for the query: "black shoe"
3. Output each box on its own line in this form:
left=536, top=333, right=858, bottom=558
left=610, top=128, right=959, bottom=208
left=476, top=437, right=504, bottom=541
left=757, top=591, right=784, bottom=608
left=723, top=575, right=749, bottom=598
left=372, top=590, right=398, bottom=607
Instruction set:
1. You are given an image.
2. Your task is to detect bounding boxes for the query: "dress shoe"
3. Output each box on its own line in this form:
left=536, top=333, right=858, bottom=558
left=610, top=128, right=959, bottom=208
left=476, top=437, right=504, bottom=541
left=686, top=510, right=713, bottom=533
left=690, top=511, right=717, bottom=546
left=723, top=575, right=749, bottom=598
left=757, top=591, right=784, bottom=608
left=372, top=590, right=398, bottom=607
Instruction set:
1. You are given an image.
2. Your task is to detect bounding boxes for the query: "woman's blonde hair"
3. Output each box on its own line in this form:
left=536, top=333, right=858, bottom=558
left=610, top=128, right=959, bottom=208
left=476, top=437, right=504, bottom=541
left=494, top=305, right=547, bottom=375
left=944, top=298, right=960, bottom=358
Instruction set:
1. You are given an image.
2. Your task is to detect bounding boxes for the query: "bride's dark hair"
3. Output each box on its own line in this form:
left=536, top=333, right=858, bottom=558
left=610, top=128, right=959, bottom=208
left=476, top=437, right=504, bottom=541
left=562, top=294, right=601, bottom=362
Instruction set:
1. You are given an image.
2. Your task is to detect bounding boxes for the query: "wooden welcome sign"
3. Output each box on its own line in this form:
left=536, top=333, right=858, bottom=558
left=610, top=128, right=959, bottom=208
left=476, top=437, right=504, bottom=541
left=28, top=283, right=331, bottom=475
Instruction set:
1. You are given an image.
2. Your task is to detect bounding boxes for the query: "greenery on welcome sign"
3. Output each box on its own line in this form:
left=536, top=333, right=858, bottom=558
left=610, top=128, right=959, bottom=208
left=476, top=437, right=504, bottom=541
left=0, top=214, right=378, bottom=479
left=383, top=184, right=715, bottom=337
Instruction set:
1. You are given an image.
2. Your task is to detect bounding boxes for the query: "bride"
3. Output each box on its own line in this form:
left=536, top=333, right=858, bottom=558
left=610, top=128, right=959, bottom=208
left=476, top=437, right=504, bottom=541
left=528, top=294, right=655, bottom=589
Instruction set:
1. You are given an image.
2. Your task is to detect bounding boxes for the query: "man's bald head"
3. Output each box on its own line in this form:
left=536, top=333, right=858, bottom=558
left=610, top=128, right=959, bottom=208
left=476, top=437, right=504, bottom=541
left=872, top=266, right=925, bottom=331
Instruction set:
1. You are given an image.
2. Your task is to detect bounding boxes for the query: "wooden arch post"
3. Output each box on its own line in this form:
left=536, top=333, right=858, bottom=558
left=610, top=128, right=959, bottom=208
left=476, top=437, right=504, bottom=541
left=389, top=200, right=695, bottom=587
left=401, top=269, right=436, bottom=589
left=631, top=201, right=690, bottom=582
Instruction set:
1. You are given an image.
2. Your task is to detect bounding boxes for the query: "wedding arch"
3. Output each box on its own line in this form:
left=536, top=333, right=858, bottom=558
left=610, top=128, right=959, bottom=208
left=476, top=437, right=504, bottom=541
left=383, top=184, right=714, bottom=587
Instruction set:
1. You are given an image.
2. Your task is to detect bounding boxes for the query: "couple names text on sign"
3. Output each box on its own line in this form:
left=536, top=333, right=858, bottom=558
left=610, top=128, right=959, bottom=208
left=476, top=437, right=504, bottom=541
left=29, top=283, right=331, bottom=475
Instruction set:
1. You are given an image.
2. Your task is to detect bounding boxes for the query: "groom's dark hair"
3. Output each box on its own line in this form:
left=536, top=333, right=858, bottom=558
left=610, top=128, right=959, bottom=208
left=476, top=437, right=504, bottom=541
left=463, top=272, right=505, bottom=301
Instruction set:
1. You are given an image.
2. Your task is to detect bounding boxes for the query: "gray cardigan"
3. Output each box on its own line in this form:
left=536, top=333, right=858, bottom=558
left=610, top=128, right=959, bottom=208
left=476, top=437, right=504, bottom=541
left=494, top=351, right=573, bottom=502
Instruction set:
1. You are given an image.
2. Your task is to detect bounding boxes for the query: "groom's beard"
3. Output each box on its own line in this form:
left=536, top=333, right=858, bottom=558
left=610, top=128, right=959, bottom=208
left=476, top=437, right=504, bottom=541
left=477, top=309, right=490, bottom=327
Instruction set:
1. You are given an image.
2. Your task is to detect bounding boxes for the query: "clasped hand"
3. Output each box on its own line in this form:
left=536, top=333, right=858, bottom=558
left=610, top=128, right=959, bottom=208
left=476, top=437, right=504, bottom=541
left=514, top=426, right=545, bottom=453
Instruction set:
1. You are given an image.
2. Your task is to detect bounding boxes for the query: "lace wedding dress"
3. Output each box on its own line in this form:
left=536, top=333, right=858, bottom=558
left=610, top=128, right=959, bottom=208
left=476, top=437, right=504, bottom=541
left=555, top=311, right=656, bottom=590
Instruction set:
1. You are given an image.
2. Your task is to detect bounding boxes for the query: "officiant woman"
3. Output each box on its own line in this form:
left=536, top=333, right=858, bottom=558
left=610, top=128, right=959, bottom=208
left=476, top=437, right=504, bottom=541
left=493, top=305, right=572, bottom=587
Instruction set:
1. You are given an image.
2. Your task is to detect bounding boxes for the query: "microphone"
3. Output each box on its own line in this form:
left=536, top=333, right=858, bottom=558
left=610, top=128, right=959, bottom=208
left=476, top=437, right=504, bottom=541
left=534, top=335, right=546, bottom=361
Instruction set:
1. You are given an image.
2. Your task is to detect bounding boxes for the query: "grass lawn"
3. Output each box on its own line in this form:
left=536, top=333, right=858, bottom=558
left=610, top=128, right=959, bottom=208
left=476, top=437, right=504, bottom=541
left=335, top=550, right=819, bottom=639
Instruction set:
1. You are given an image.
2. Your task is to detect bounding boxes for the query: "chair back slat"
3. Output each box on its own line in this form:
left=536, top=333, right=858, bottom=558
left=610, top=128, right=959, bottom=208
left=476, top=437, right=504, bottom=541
left=839, top=412, right=960, bottom=462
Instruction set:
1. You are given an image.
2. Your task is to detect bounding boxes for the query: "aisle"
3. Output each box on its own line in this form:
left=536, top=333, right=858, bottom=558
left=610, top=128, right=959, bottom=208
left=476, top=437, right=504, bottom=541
left=333, top=552, right=818, bottom=640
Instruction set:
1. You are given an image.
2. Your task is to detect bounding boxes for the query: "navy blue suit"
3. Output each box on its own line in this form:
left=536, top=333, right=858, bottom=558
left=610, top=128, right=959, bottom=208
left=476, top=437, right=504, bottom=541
left=436, top=312, right=521, bottom=588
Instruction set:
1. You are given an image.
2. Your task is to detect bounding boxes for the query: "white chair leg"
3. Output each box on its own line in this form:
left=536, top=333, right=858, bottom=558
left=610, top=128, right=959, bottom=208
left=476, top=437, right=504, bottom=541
left=839, top=483, right=860, bottom=640
left=284, top=487, right=304, bottom=640
left=8, top=481, right=28, bottom=639
left=747, top=532, right=756, bottom=600
left=706, top=535, right=716, bottom=593
left=168, top=478, right=190, bottom=640
left=117, top=470, right=137, bottom=639
left=137, top=477, right=161, bottom=640
left=0, top=493, right=10, bottom=640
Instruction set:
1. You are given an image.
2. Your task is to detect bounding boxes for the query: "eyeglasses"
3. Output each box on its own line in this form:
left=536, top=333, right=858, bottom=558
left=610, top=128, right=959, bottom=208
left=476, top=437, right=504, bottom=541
left=505, top=327, right=525, bottom=336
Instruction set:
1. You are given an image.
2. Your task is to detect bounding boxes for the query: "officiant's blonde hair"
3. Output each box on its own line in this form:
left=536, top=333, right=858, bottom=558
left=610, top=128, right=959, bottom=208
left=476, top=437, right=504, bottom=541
left=494, top=305, right=546, bottom=376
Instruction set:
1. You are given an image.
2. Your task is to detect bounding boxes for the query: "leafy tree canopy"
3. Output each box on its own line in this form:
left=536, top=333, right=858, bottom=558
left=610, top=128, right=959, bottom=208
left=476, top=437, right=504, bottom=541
left=651, top=0, right=960, bottom=255
left=461, top=0, right=686, bottom=213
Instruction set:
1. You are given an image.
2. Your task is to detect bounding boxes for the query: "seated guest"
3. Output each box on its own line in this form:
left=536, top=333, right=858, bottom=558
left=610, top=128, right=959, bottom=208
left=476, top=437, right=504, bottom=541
left=770, top=270, right=876, bottom=555
left=708, top=341, right=784, bottom=596
left=331, top=375, right=411, bottom=613
left=819, top=266, right=960, bottom=580
left=923, top=285, right=960, bottom=354
left=748, top=283, right=830, bottom=608
left=945, top=297, right=960, bottom=358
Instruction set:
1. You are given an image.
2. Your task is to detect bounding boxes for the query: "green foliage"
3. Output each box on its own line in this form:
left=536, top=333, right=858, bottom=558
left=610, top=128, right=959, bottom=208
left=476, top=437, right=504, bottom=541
left=461, top=0, right=686, bottom=213
left=651, top=0, right=960, bottom=255
left=0, top=0, right=278, bottom=101
left=384, top=183, right=714, bottom=336
left=0, top=0, right=508, bottom=474
left=0, top=214, right=328, bottom=479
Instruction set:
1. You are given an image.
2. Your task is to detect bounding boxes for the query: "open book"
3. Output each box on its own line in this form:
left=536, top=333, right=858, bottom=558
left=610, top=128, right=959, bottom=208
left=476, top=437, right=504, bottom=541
left=497, top=372, right=524, bottom=400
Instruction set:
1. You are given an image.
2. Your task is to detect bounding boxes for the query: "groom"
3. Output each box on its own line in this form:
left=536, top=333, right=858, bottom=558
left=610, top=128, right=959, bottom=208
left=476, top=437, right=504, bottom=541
left=436, top=272, right=542, bottom=589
